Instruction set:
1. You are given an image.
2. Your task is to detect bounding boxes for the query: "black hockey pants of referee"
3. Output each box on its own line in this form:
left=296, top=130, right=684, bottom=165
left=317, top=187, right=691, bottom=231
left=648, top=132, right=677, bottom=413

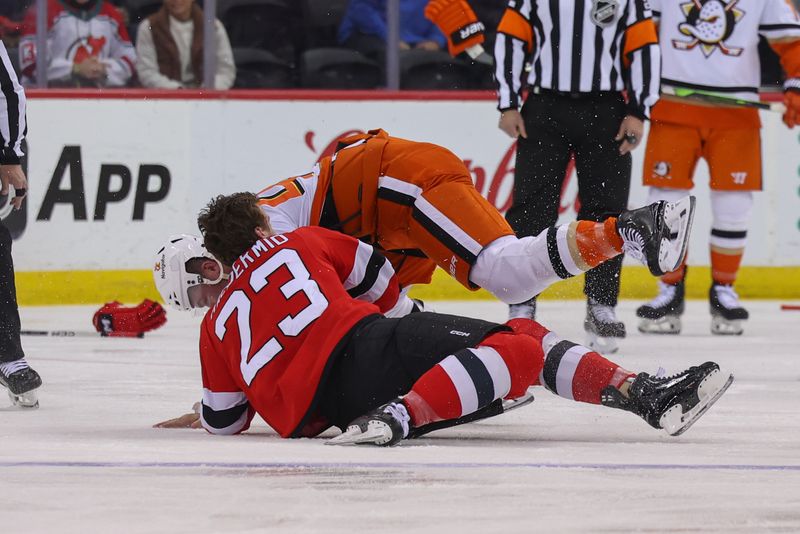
left=507, top=90, right=631, bottom=307
left=0, top=219, right=24, bottom=363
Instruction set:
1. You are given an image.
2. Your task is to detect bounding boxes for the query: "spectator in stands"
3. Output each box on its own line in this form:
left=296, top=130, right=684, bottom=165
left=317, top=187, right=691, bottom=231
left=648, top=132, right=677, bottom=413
left=18, top=0, right=135, bottom=88
left=338, top=0, right=447, bottom=62
left=0, top=1, right=32, bottom=21
left=0, top=16, right=21, bottom=51
left=136, top=0, right=235, bottom=89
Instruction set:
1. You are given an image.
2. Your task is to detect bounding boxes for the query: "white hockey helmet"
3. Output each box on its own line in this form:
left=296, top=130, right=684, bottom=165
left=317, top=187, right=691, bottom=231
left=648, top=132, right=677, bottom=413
left=153, top=234, right=220, bottom=311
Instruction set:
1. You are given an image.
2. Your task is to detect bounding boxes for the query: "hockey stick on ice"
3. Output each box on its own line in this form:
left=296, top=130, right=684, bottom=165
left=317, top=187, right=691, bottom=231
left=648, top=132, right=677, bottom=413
left=665, top=87, right=786, bottom=113
left=20, top=329, right=144, bottom=338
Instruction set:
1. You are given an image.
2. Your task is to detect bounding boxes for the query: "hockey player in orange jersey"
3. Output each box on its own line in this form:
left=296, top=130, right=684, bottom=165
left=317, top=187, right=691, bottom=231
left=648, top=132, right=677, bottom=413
left=253, top=128, right=695, bottom=335
left=637, top=0, right=800, bottom=336
left=151, top=193, right=732, bottom=445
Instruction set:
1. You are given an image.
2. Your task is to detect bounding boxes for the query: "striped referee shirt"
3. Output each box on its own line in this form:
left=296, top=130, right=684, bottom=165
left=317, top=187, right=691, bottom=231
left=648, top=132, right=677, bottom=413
left=0, top=41, right=26, bottom=166
left=494, top=0, right=661, bottom=119
left=0, top=41, right=28, bottom=165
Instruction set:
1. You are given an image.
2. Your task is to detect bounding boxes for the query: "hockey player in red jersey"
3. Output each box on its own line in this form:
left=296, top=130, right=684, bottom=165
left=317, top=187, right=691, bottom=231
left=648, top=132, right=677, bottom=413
left=153, top=192, right=733, bottom=445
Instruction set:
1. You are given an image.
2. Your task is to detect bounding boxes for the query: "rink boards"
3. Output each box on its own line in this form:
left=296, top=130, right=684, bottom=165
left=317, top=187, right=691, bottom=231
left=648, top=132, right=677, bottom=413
left=10, top=90, right=800, bottom=304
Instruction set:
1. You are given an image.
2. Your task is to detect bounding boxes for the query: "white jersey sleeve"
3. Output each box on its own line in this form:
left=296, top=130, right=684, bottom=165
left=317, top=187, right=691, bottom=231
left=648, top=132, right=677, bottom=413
left=256, top=167, right=320, bottom=235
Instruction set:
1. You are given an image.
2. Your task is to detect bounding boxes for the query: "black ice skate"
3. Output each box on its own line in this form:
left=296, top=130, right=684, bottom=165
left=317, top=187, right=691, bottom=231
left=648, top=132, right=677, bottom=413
left=709, top=283, right=748, bottom=335
left=508, top=297, right=537, bottom=321
left=601, top=362, right=733, bottom=436
left=584, top=299, right=625, bottom=354
left=636, top=279, right=686, bottom=334
left=0, top=360, right=42, bottom=409
left=617, top=196, right=695, bottom=276
left=327, top=399, right=411, bottom=446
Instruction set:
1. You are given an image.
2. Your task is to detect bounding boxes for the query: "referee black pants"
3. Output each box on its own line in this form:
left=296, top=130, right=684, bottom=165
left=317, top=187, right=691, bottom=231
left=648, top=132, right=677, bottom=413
left=507, top=90, right=631, bottom=307
left=0, top=220, right=24, bottom=363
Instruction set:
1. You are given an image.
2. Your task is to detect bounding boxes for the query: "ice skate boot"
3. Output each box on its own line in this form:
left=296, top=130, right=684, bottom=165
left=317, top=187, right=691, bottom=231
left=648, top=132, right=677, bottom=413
left=0, top=360, right=42, bottom=409
left=709, top=283, right=748, bottom=335
left=584, top=299, right=625, bottom=354
left=327, top=399, right=411, bottom=446
left=508, top=297, right=536, bottom=321
left=601, top=362, right=733, bottom=436
left=617, top=196, right=696, bottom=276
left=637, top=279, right=685, bottom=334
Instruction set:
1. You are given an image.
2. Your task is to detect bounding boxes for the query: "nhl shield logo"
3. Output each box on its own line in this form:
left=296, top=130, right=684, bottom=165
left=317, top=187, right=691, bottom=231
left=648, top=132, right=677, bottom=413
left=591, top=0, right=619, bottom=28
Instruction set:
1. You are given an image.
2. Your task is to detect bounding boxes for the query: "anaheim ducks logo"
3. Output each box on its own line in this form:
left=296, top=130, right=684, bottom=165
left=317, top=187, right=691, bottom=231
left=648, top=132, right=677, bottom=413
left=590, top=0, right=620, bottom=28
left=653, top=161, right=672, bottom=179
left=673, top=0, right=745, bottom=57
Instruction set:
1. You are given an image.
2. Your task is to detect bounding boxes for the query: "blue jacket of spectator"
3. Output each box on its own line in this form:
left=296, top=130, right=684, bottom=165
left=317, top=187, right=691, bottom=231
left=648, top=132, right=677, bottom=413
left=338, top=0, right=446, bottom=48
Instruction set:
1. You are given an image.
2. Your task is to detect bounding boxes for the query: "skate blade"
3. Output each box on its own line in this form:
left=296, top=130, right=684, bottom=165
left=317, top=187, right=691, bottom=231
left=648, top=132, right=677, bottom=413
left=503, top=391, right=535, bottom=412
left=637, top=316, right=682, bottom=335
left=660, top=370, right=734, bottom=436
left=711, top=316, right=744, bottom=336
left=660, top=196, right=696, bottom=273
left=326, top=420, right=394, bottom=446
left=7, top=389, right=39, bottom=409
left=585, top=332, right=619, bottom=354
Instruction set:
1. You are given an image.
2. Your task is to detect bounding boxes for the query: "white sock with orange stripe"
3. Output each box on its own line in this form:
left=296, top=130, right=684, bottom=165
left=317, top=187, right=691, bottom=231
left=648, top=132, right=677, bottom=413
left=710, top=190, right=752, bottom=286
left=471, top=219, right=622, bottom=305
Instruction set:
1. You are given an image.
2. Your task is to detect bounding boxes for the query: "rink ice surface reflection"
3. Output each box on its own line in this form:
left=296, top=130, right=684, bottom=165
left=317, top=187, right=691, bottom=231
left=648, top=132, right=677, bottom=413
left=1, top=301, right=799, bottom=533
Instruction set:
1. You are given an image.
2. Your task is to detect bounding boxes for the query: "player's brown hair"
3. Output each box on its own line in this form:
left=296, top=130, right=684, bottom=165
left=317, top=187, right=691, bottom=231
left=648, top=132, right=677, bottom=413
left=197, top=192, right=269, bottom=266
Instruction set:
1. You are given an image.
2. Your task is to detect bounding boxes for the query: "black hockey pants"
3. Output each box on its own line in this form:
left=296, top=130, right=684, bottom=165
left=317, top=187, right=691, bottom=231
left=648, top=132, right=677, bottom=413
left=506, top=90, right=632, bottom=307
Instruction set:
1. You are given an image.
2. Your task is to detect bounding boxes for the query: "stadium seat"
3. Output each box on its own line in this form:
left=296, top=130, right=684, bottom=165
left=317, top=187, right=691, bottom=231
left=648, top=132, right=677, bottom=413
left=300, top=0, right=349, bottom=49
left=218, top=0, right=298, bottom=62
left=125, top=0, right=162, bottom=24
left=300, top=48, right=381, bottom=89
left=468, top=59, right=495, bottom=90
left=232, top=47, right=294, bottom=88
left=399, top=49, right=472, bottom=90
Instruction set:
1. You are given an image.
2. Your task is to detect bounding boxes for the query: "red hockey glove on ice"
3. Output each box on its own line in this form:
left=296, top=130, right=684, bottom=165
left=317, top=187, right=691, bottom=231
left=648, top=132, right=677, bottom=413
left=783, top=89, right=800, bottom=129
left=425, top=0, right=485, bottom=57
left=92, top=299, right=167, bottom=337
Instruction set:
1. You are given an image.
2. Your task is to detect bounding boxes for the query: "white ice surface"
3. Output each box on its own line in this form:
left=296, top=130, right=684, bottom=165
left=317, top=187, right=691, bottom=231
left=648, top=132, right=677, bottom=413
left=2, top=301, right=799, bottom=533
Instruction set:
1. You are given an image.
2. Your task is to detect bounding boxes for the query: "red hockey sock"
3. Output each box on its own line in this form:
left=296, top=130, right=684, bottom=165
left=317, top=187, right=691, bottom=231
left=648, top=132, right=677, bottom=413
left=536, top=330, right=635, bottom=404
left=403, top=331, right=542, bottom=427
left=571, top=352, right=635, bottom=404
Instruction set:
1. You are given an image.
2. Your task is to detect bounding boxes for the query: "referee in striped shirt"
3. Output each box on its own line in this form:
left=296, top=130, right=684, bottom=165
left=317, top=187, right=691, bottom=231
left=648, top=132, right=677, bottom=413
left=493, top=0, right=660, bottom=351
left=0, top=40, right=41, bottom=407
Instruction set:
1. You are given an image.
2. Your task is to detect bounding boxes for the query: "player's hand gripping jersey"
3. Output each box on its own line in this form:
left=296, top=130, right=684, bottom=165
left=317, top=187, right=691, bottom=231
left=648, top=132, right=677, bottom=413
left=255, top=129, right=514, bottom=290
left=197, top=227, right=401, bottom=438
left=651, top=0, right=800, bottom=129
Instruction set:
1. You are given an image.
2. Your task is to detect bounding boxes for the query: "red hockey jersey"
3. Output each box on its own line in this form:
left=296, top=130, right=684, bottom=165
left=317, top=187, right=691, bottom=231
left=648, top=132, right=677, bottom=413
left=198, top=227, right=400, bottom=438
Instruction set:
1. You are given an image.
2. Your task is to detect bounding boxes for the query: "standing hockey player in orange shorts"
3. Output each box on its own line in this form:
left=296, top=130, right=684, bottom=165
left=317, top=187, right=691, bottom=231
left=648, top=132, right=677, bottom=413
left=244, top=129, right=694, bottom=328
left=637, top=0, right=800, bottom=336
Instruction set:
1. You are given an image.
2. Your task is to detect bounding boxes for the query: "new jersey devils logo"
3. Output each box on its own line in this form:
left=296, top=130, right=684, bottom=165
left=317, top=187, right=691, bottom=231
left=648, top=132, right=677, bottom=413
left=673, top=0, right=745, bottom=57
left=69, top=35, right=107, bottom=63
left=591, top=0, right=619, bottom=28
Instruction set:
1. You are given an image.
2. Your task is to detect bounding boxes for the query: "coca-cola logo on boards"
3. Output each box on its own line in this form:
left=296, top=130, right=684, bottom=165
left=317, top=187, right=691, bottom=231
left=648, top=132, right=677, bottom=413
left=304, top=129, right=580, bottom=216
